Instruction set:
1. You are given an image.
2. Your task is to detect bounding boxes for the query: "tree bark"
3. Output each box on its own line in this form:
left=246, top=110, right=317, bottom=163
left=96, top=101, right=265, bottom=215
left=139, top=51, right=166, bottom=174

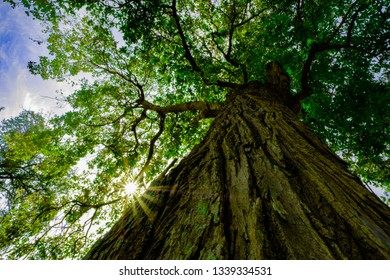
left=86, top=82, right=390, bottom=260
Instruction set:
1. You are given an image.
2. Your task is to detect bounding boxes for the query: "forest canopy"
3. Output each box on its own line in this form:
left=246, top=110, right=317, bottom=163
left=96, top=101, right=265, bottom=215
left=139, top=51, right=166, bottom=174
left=0, top=0, right=389, bottom=259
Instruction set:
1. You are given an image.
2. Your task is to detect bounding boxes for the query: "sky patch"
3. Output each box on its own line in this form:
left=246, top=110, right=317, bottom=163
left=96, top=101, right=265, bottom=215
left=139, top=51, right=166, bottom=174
left=0, top=2, right=67, bottom=120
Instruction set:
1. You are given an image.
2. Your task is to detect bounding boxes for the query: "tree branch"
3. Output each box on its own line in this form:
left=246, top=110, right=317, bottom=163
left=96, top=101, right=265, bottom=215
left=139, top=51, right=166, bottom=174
left=140, top=100, right=223, bottom=115
left=135, top=113, right=166, bottom=181
left=295, top=2, right=372, bottom=103
left=169, top=0, right=239, bottom=88
left=346, top=4, right=368, bottom=46
left=71, top=198, right=122, bottom=209
left=131, top=109, right=147, bottom=154
left=132, top=99, right=223, bottom=178
left=190, top=109, right=220, bottom=125
left=234, top=7, right=268, bottom=28
left=296, top=0, right=303, bottom=24
left=85, top=106, right=132, bottom=127
left=325, top=0, right=360, bottom=44
left=210, top=5, right=266, bottom=83
left=171, top=0, right=201, bottom=73
left=211, top=32, right=240, bottom=68
left=89, top=60, right=144, bottom=97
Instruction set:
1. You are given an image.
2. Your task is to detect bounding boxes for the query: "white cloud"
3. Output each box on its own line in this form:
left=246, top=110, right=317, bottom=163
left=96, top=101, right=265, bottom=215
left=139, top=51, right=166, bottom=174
left=0, top=3, right=69, bottom=120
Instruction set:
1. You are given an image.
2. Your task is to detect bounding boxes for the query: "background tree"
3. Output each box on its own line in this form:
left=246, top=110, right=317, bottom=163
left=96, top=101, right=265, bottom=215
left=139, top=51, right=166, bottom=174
left=1, top=0, right=389, bottom=259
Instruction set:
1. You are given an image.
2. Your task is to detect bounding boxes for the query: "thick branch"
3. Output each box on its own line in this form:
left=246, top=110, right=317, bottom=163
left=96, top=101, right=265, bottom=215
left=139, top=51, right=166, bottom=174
left=171, top=0, right=201, bottom=72
left=226, top=3, right=238, bottom=65
left=190, top=109, right=220, bottom=125
left=298, top=42, right=318, bottom=101
left=297, top=42, right=348, bottom=102
left=140, top=100, right=223, bottom=115
left=296, top=2, right=371, bottom=103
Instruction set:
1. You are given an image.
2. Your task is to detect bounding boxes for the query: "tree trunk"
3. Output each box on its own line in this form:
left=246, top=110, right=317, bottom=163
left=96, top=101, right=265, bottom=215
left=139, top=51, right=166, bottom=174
left=85, top=81, right=390, bottom=260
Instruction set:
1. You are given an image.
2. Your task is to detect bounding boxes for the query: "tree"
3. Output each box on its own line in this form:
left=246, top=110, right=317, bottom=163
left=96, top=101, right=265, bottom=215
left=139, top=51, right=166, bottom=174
left=0, top=110, right=122, bottom=259
left=2, top=0, right=389, bottom=259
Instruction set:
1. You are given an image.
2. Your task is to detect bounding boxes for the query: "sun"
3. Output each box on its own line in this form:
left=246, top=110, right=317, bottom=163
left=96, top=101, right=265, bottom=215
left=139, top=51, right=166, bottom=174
left=124, top=181, right=138, bottom=195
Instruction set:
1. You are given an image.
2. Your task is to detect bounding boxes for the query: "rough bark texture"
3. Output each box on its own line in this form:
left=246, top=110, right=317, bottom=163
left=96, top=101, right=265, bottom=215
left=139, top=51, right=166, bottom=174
left=86, top=80, right=390, bottom=260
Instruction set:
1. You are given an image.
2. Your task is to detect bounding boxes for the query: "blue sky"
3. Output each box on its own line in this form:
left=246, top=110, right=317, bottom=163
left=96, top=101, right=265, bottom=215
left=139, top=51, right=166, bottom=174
left=0, top=1, right=68, bottom=120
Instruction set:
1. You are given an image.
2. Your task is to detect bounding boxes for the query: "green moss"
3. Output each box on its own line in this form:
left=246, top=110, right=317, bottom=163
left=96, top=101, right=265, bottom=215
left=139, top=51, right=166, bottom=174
left=197, top=201, right=209, bottom=216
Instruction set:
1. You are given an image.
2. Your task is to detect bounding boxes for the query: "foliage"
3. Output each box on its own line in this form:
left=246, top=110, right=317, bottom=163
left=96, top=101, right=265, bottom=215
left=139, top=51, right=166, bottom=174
left=1, top=0, right=389, bottom=259
left=0, top=110, right=124, bottom=259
